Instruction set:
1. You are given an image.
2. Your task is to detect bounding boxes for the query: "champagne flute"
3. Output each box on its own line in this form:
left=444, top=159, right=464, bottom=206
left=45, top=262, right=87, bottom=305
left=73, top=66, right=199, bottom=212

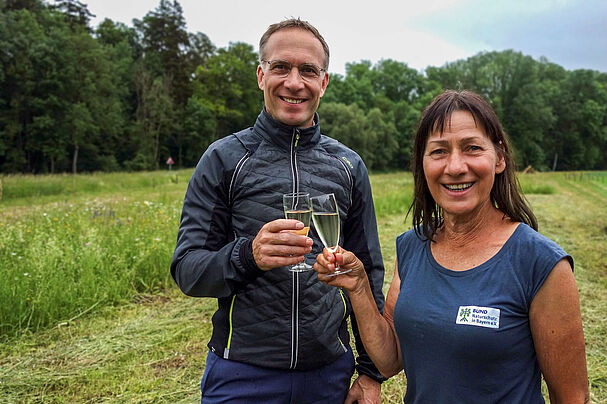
left=283, top=192, right=313, bottom=272
left=310, top=193, right=351, bottom=276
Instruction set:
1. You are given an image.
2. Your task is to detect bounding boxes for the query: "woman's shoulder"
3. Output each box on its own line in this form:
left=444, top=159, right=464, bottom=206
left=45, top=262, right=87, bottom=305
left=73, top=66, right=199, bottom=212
left=396, top=227, right=427, bottom=257
left=396, top=227, right=424, bottom=243
left=506, top=222, right=573, bottom=272
left=511, top=223, right=567, bottom=252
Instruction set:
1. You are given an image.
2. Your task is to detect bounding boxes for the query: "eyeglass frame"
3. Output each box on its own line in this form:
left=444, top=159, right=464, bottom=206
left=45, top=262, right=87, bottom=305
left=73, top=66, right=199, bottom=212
left=260, top=59, right=327, bottom=81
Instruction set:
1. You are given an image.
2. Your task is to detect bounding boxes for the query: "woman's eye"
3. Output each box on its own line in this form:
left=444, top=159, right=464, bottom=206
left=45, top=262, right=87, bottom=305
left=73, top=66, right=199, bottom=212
left=430, top=149, right=445, bottom=155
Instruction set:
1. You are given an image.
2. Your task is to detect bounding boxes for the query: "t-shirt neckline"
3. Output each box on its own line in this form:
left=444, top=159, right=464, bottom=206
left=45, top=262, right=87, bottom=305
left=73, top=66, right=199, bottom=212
left=425, top=222, right=524, bottom=277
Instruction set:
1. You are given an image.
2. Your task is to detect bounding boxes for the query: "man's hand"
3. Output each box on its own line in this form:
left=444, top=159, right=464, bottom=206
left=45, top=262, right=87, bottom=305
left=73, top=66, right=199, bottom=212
left=252, top=219, right=313, bottom=271
left=345, top=374, right=381, bottom=404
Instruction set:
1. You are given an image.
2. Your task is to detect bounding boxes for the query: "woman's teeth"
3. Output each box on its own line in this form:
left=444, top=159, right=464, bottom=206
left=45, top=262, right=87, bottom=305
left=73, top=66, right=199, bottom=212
left=444, top=183, right=473, bottom=191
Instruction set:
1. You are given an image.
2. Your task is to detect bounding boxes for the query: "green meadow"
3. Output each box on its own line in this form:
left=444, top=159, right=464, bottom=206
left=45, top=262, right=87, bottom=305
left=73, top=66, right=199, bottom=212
left=1, top=170, right=606, bottom=403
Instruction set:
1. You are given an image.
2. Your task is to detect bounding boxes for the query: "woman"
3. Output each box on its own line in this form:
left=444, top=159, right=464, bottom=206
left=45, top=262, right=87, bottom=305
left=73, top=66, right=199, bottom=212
left=315, top=90, right=589, bottom=403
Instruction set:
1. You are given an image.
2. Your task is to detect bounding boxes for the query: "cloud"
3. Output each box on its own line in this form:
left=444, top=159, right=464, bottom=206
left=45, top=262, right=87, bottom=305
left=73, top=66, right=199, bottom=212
left=85, top=0, right=606, bottom=73
left=411, top=0, right=607, bottom=71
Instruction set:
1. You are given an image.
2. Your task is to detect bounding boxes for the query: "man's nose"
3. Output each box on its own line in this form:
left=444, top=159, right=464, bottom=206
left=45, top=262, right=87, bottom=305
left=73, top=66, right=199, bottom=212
left=284, top=68, right=305, bottom=90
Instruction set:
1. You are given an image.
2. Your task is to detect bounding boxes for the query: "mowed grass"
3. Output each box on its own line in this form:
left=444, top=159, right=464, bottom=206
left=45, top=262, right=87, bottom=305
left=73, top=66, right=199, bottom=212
left=0, top=170, right=605, bottom=403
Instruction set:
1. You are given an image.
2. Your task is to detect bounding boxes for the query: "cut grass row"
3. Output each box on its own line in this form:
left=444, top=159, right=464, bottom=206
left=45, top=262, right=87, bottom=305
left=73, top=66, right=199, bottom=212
left=1, top=170, right=605, bottom=402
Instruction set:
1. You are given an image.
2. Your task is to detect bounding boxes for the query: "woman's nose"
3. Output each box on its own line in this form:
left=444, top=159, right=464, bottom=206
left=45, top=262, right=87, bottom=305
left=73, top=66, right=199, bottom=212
left=445, top=151, right=467, bottom=175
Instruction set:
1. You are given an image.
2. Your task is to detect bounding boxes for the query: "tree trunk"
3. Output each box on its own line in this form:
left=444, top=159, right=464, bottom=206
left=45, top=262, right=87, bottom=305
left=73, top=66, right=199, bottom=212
left=178, top=144, right=182, bottom=169
left=72, top=144, right=79, bottom=175
left=552, top=153, right=558, bottom=171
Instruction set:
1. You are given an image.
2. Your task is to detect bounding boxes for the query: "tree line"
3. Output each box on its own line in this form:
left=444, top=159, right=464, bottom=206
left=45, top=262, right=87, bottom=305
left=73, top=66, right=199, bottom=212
left=1, top=0, right=606, bottom=174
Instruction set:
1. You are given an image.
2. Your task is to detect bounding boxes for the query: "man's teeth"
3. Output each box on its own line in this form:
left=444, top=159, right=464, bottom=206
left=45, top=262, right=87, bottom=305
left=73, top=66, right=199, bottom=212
left=445, top=183, right=473, bottom=191
left=282, top=97, right=303, bottom=104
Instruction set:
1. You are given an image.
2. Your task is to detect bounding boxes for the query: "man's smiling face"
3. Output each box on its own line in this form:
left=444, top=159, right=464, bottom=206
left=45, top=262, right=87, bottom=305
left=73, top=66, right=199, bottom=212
left=257, top=28, right=329, bottom=128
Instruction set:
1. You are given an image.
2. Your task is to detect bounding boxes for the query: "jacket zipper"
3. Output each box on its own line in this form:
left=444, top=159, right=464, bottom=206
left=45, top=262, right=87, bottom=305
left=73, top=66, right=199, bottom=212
left=289, top=128, right=300, bottom=369
left=337, top=289, right=348, bottom=352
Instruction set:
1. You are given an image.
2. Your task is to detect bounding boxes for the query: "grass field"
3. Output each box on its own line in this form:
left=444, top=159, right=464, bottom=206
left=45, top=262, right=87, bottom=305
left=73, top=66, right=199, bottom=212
left=0, top=170, right=606, bottom=403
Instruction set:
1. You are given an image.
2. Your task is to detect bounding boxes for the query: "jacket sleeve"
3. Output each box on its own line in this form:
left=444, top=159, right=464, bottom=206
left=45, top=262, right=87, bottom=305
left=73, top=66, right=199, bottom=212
left=170, top=141, right=264, bottom=298
left=342, top=158, right=388, bottom=383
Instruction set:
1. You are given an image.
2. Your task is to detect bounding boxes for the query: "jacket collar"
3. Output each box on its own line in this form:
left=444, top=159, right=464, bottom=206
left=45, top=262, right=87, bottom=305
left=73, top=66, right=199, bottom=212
left=253, top=108, right=321, bottom=151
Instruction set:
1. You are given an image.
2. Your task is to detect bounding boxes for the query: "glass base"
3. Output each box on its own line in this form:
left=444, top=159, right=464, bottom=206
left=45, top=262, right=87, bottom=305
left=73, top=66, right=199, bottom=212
left=324, top=267, right=352, bottom=277
left=289, top=262, right=314, bottom=272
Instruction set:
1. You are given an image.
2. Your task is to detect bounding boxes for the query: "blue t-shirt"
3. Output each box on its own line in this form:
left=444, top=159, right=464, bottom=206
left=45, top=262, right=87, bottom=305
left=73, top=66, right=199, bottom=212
left=393, top=223, right=572, bottom=404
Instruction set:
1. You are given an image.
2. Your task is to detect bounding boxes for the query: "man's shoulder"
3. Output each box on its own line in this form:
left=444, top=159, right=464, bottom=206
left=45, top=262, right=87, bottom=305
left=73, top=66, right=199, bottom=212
left=199, top=128, right=257, bottom=169
left=318, top=134, right=365, bottom=169
left=206, top=128, right=258, bottom=153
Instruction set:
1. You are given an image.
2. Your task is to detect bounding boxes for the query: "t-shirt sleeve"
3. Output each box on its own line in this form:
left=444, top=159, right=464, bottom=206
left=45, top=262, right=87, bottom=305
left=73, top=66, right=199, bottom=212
left=521, top=227, right=574, bottom=303
left=396, top=229, right=420, bottom=280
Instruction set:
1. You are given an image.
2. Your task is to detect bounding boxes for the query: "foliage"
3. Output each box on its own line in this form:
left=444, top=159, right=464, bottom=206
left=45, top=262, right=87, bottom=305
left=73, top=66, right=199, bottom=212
left=1, top=2, right=607, bottom=173
left=0, top=169, right=194, bottom=338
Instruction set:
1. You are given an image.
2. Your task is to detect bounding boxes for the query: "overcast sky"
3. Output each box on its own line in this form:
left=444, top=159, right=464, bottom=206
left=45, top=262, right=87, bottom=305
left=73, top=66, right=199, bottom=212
left=83, top=0, right=607, bottom=76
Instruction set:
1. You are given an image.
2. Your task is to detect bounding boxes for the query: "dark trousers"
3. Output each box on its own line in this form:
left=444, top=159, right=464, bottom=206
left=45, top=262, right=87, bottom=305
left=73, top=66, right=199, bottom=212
left=200, top=349, right=355, bottom=403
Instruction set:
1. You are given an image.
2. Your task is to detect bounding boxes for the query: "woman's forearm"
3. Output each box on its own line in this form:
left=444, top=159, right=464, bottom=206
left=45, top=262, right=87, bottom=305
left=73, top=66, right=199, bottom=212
left=348, top=277, right=402, bottom=378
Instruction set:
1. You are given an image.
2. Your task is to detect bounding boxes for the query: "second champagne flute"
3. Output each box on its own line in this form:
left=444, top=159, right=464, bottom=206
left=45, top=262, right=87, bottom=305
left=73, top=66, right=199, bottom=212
left=310, top=193, right=352, bottom=276
left=283, top=192, right=313, bottom=272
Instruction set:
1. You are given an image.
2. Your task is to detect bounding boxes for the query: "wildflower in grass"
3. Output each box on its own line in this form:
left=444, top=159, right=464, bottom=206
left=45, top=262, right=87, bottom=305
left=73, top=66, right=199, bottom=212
left=154, top=238, right=161, bottom=241
left=84, top=243, right=89, bottom=247
left=11, top=252, right=16, bottom=256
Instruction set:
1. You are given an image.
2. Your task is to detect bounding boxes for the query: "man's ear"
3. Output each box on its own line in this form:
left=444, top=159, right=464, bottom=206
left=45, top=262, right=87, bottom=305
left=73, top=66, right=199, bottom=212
left=257, top=65, right=265, bottom=91
left=319, top=72, right=329, bottom=97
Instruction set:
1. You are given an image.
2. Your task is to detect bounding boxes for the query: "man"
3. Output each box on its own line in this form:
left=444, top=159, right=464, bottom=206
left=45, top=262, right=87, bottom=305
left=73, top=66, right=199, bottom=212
left=171, top=18, right=385, bottom=403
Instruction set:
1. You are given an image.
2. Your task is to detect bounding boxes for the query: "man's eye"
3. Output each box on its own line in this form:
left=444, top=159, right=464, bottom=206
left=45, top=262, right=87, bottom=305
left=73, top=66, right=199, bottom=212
left=300, top=65, right=319, bottom=76
left=271, top=63, right=290, bottom=73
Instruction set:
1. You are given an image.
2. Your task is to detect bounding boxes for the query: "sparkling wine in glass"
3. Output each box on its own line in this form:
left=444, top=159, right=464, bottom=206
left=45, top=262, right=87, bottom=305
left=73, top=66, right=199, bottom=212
left=310, top=193, right=351, bottom=276
left=283, top=192, right=313, bottom=272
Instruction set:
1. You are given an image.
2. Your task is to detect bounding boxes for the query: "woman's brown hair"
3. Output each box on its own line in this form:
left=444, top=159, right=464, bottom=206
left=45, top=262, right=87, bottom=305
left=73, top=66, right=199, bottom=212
left=409, top=90, right=537, bottom=241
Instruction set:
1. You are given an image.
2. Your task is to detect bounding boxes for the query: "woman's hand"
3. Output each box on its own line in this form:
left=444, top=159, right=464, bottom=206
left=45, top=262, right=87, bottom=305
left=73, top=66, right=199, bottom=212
left=313, top=246, right=368, bottom=294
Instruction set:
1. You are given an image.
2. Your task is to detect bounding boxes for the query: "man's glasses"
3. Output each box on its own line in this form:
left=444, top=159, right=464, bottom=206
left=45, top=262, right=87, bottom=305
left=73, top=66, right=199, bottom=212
left=260, top=60, right=326, bottom=81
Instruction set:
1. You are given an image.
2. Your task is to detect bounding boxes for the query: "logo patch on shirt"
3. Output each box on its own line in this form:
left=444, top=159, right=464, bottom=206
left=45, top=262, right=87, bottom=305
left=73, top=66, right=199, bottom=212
left=456, top=306, right=500, bottom=329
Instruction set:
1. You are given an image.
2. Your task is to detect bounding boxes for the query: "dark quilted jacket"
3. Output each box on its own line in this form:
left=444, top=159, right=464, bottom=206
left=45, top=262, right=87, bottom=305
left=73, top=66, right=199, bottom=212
left=171, top=109, right=385, bottom=380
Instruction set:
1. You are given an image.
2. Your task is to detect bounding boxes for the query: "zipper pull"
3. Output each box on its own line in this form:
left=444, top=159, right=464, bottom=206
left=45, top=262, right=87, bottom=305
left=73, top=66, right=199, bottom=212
left=294, top=129, right=300, bottom=148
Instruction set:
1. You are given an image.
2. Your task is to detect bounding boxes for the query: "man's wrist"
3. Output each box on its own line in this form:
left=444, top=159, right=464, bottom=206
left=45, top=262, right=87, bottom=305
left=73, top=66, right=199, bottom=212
left=239, top=238, right=264, bottom=276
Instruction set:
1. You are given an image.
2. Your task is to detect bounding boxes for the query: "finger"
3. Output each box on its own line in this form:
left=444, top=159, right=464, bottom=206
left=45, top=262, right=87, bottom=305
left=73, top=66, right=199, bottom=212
left=264, top=219, right=305, bottom=233
left=343, top=391, right=356, bottom=404
left=257, top=230, right=312, bottom=248
left=258, top=244, right=312, bottom=258
left=314, top=252, right=333, bottom=272
left=262, top=255, right=307, bottom=269
left=317, top=271, right=345, bottom=285
left=276, top=231, right=314, bottom=247
left=323, top=248, right=336, bottom=262
left=334, top=252, right=345, bottom=266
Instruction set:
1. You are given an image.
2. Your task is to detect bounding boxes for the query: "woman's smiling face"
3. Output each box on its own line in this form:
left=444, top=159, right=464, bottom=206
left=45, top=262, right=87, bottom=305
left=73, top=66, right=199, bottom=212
left=423, top=110, right=506, bottom=220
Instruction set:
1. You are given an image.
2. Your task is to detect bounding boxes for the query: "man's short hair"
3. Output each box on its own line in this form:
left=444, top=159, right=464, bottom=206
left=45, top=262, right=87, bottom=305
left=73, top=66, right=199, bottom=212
left=259, top=18, right=330, bottom=70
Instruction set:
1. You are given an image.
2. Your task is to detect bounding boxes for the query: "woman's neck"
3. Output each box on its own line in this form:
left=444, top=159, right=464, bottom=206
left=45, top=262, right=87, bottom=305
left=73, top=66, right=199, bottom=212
left=437, top=203, right=507, bottom=247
